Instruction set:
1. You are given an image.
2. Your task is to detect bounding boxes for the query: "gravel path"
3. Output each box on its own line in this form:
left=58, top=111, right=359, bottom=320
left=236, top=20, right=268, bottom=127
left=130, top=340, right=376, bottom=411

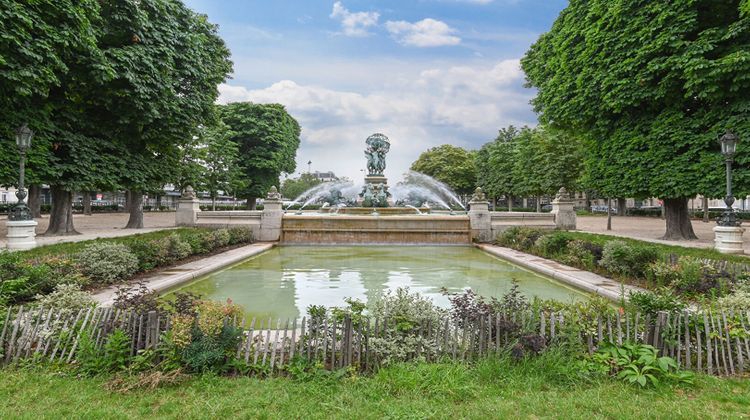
left=576, top=215, right=748, bottom=251
left=0, top=212, right=176, bottom=248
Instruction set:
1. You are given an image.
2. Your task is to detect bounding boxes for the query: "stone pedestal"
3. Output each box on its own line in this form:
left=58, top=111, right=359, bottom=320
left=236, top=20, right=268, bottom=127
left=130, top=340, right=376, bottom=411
left=260, top=187, right=284, bottom=242
left=6, top=219, right=38, bottom=250
left=551, top=187, right=576, bottom=230
left=175, top=187, right=200, bottom=227
left=713, top=225, right=746, bottom=254
left=468, top=188, right=492, bottom=243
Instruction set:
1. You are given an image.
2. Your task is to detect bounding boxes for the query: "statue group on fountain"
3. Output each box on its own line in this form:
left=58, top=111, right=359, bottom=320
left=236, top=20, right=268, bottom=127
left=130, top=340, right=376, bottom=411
left=365, top=133, right=390, bottom=176
left=361, top=183, right=389, bottom=207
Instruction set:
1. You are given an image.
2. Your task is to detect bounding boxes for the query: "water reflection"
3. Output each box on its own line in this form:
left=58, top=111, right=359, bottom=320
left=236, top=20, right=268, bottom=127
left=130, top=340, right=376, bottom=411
left=171, top=246, right=586, bottom=320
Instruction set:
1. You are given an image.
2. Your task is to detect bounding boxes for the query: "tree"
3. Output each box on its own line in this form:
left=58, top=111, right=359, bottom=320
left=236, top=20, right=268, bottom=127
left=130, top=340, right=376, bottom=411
left=218, top=103, right=301, bottom=209
left=86, top=0, right=232, bottom=230
left=0, top=0, right=102, bottom=232
left=522, top=0, right=750, bottom=240
left=476, top=127, right=521, bottom=210
left=511, top=129, right=547, bottom=211
left=281, top=173, right=323, bottom=201
left=410, top=145, right=477, bottom=197
left=203, top=122, right=243, bottom=210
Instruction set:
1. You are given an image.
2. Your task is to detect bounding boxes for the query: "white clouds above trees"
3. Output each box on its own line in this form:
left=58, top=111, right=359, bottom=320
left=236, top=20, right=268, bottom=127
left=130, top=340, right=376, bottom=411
left=385, top=18, right=461, bottom=47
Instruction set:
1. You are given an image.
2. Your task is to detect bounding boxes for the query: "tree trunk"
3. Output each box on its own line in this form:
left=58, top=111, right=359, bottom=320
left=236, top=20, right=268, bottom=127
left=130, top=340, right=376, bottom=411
left=44, top=185, right=79, bottom=236
left=702, top=196, right=710, bottom=223
left=246, top=197, right=257, bottom=210
left=492, top=196, right=496, bottom=211
left=617, top=198, right=627, bottom=216
left=607, top=198, right=612, bottom=231
left=536, top=196, right=542, bottom=213
left=584, top=192, right=591, bottom=212
left=124, top=191, right=131, bottom=213
left=507, top=195, right=513, bottom=212
left=212, top=196, right=216, bottom=211
left=125, top=190, right=144, bottom=229
left=82, top=191, right=92, bottom=216
left=28, top=184, right=42, bottom=218
left=662, top=198, right=698, bottom=240
left=156, top=194, right=162, bottom=210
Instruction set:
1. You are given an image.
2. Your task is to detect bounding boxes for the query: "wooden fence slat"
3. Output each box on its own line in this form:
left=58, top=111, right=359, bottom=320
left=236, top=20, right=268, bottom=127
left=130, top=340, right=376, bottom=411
left=244, top=317, right=256, bottom=363
left=253, top=318, right=264, bottom=365
left=0, top=306, right=12, bottom=353
left=729, top=310, right=743, bottom=374
left=236, top=317, right=247, bottom=360
left=4, top=306, right=24, bottom=363
left=616, top=312, right=623, bottom=346
left=683, top=311, right=691, bottom=370
left=703, top=313, right=713, bottom=375
left=36, top=307, right=56, bottom=357
left=721, top=311, right=735, bottom=375
left=49, top=310, right=76, bottom=362
left=550, top=312, right=556, bottom=340
left=289, top=318, right=297, bottom=361
left=66, top=307, right=94, bottom=362
left=261, top=317, right=273, bottom=367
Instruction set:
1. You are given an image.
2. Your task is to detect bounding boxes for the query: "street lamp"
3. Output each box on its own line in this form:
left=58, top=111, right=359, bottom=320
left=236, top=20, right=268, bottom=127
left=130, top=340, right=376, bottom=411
left=717, top=131, right=740, bottom=227
left=9, top=124, right=34, bottom=221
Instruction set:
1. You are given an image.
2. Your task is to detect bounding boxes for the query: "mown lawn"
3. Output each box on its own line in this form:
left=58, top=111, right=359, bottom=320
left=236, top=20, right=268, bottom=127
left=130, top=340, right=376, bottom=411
left=1, top=360, right=748, bottom=419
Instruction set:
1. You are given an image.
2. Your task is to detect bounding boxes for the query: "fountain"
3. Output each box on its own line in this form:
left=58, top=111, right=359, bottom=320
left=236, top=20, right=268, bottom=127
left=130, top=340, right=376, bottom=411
left=285, top=134, right=464, bottom=215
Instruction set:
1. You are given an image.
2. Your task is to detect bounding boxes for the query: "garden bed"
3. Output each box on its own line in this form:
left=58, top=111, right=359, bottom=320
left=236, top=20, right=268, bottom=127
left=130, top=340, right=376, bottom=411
left=0, top=227, right=254, bottom=307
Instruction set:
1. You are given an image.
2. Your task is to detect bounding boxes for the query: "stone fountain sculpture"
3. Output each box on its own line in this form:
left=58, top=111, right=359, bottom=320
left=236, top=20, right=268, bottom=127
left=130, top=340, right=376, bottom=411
left=359, top=133, right=393, bottom=207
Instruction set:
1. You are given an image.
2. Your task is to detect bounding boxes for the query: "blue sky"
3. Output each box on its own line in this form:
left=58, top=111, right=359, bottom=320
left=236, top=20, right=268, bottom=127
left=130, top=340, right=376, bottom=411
left=183, top=0, right=568, bottom=180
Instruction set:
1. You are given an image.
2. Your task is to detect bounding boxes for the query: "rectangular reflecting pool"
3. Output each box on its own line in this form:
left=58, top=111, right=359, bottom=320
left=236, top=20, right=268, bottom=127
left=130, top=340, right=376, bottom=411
left=168, top=246, right=587, bottom=320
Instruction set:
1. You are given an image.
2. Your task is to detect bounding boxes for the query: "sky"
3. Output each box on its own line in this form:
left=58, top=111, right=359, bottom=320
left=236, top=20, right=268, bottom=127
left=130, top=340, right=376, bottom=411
left=183, top=0, right=568, bottom=181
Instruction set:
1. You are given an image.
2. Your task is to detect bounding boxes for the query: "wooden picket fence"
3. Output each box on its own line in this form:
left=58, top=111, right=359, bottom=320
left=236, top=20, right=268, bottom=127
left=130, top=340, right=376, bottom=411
left=1, top=305, right=749, bottom=375
left=661, top=254, right=750, bottom=283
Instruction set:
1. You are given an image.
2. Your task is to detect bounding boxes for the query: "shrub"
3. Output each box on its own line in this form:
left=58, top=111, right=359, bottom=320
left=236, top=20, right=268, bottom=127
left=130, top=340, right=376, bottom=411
left=34, top=283, right=97, bottom=312
left=211, top=229, right=231, bottom=248
left=671, top=258, right=732, bottom=297
left=112, top=282, right=160, bottom=314
left=77, top=243, right=138, bottom=284
left=227, top=226, right=254, bottom=245
left=367, top=288, right=446, bottom=366
left=78, top=329, right=132, bottom=376
left=599, top=241, right=658, bottom=278
left=644, top=261, right=681, bottom=287
left=127, top=239, right=166, bottom=272
left=534, top=232, right=572, bottom=257
left=628, top=288, right=687, bottom=316
left=715, top=284, right=750, bottom=310
left=166, top=234, right=192, bottom=262
left=560, top=240, right=597, bottom=270
left=497, top=227, right=545, bottom=251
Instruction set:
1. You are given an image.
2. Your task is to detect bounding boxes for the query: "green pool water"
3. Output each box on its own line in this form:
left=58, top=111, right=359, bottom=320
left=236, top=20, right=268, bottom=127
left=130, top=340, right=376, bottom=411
left=169, top=246, right=587, bottom=320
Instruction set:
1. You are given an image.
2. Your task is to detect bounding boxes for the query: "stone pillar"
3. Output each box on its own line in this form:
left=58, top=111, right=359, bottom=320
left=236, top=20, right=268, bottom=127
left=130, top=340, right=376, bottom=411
left=6, top=219, right=38, bottom=250
left=175, top=186, right=200, bottom=226
left=260, top=186, right=283, bottom=242
left=713, top=225, right=745, bottom=254
left=551, top=187, right=577, bottom=230
left=468, top=187, right=492, bottom=243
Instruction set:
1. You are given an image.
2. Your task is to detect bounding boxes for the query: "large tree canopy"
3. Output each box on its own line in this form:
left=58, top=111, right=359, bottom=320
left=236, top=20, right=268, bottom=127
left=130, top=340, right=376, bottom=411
left=522, top=0, right=750, bottom=239
left=410, top=144, right=477, bottom=197
left=476, top=127, right=520, bottom=208
left=218, top=102, right=301, bottom=209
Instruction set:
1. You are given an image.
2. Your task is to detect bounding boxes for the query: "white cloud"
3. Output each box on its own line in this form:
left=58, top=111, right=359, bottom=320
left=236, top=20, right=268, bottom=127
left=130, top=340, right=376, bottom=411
left=217, top=59, right=534, bottom=179
left=330, top=1, right=379, bottom=37
left=385, top=18, right=461, bottom=47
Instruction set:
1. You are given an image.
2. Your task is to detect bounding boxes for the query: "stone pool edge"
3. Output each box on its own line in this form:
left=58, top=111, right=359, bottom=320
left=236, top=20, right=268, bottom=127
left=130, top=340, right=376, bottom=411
left=91, top=242, right=275, bottom=306
left=475, top=244, right=645, bottom=302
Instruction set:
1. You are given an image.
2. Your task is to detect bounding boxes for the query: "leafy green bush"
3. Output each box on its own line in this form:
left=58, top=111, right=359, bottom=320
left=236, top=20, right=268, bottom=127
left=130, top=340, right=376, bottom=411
left=211, top=229, right=231, bottom=248
left=227, top=226, right=254, bottom=245
left=534, top=232, right=572, bottom=257
left=627, top=288, right=687, bottom=316
left=78, top=329, right=132, bottom=376
left=76, top=243, right=139, bottom=284
left=166, top=234, right=192, bottom=262
left=645, top=261, right=681, bottom=287
left=584, top=342, right=694, bottom=388
left=599, top=240, right=658, bottom=278
left=34, top=283, right=97, bottom=312
left=715, top=283, right=750, bottom=310
left=560, top=239, right=597, bottom=270
left=497, top=227, right=546, bottom=251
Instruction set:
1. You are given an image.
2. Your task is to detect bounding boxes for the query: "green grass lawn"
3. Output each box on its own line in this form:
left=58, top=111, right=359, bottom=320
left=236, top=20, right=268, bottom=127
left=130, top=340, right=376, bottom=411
left=1, top=359, right=748, bottom=419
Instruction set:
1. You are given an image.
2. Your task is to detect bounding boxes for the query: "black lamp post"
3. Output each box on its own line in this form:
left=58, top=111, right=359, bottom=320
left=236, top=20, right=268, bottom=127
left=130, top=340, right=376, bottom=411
left=9, top=123, right=34, bottom=221
left=717, top=131, right=740, bottom=227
